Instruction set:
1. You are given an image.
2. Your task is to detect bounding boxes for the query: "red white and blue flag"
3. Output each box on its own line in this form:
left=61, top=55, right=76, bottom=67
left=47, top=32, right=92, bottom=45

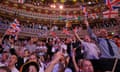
left=62, top=28, right=70, bottom=35
left=103, top=9, right=118, bottom=18
left=6, top=19, right=21, bottom=35
left=104, top=0, right=120, bottom=10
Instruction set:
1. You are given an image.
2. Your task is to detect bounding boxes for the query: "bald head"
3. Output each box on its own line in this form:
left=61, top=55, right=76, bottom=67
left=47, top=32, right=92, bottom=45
left=99, top=29, right=108, bottom=38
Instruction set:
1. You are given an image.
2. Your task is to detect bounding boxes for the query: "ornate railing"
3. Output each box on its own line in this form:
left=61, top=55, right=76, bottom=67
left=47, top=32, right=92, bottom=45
left=0, top=5, right=61, bottom=20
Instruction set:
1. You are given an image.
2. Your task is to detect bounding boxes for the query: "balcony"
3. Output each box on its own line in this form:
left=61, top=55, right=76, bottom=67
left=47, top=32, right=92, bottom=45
left=0, top=24, right=120, bottom=38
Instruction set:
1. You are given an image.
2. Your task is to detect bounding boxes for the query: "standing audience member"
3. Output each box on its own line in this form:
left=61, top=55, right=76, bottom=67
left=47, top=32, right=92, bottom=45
left=72, top=48, right=94, bottom=72
left=20, top=61, right=39, bottom=72
left=8, top=54, right=19, bottom=72
left=28, top=52, right=45, bottom=72
left=25, top=38, right=36, bottom=53
left=0, top=66, right=11, bottom=72
left=74, top=30, right=100, bottom=59
left=23, top=49, right=30, bottom=63
left=0, top=51, right=9, bottom=67
left=85, top=20, right=120, bottom=59
left=45, top=51, right=64, bottom=72
left=113, top=35, right=120, bottom=48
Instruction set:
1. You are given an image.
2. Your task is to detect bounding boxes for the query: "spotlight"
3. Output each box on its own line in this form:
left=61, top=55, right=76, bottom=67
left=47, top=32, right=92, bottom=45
left=59, top=5, right=64, bottom=9
left=88, top=1, right=92, bottom=4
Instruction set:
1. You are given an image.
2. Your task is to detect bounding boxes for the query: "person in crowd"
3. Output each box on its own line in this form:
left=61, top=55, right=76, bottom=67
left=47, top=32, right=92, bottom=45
left=23, top=49, right=30, bottom=63
left=16, top=48, right=24, bottom=70
left=25, top=38, right=36, bottom=53
left=65, top=37, right=73, bottom=56
left=84, top=20, right=120, bottom=59
left=20, top=61, right=39, bottom=72
left=36, top=41, right=47, bottom=56
left=112, top=35, right=120, bottom=48
left=46, top=38, right=54, bottom=60
left=0, top=66, right=11, bottom=72
left=72, top=48, right=94, bottom=72
left=28, top=52, right=45, bottom=72
left=45, top=51, right=64, bottom=72
left=0, top=37, right=3, bottom=54
left=0, top=51, right=9, bottom=67
left=74, top=30, right=100, bottom=59
left=8, top=54, right=19, bottom=72
left=52, top=53, right=72, bottom=72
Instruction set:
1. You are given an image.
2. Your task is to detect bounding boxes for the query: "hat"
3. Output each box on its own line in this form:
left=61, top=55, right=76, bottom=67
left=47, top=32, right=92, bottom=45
left=20, top=61, right=39, bottom=72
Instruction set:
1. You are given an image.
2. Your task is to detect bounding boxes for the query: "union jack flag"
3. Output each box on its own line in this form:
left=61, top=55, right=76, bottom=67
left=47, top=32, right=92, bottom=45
left=62, top=28, right=70, bottom=35
left=5, top=19, right=21, bottom=35
left=104, top=0, right=120, bottom=10
left=103, top=9, right=118, bottom=18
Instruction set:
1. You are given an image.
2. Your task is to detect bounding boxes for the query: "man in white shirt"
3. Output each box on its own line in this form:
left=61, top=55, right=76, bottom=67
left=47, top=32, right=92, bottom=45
left=74, top=31, right=100, bottom=59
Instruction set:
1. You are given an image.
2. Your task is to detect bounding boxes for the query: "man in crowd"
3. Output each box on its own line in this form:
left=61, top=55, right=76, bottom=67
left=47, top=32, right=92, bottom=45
left=8, top=54, right=19, bottom=72
left=85, top=20, right=120, bottom=59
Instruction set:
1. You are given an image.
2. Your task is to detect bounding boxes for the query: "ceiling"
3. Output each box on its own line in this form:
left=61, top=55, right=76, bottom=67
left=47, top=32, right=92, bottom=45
left=25, top=0, right=104, bottom=8
left=0, top=0, right=113, bottom=25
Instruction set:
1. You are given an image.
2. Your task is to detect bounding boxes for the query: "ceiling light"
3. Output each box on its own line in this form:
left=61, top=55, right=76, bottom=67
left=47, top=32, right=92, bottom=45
left=88, top=1, right=92, bottom=4
left=50, top=4, right=56, bottom=8
left=59, top=5, right=64, bottom=9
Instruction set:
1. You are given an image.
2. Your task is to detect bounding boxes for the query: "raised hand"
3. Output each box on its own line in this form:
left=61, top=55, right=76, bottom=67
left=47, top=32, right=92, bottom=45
left=84, top=20, right=89, bottom=27
left=72, top=48, right=77, bottom=57
left=73, top=27, right=78, bottom=33
left=51, top=51, right=64, bottom=64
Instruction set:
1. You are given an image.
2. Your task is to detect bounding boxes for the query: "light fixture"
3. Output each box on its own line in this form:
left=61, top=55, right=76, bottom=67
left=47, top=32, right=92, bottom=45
left=88, top=1, right=92, bottom=4
left=50, top=4, right=56, bottom=8
left=59, top=5, right=64, bottom=9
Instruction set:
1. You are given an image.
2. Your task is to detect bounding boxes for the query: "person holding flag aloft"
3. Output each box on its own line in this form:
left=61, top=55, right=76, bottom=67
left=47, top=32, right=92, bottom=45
left=5, top=18, right=21, bottom=40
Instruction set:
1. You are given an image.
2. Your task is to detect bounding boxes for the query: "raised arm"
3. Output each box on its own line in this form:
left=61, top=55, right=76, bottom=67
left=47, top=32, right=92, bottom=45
left=84, top=20, right=98, bottom=42
left=73, top=28, right=84, bottom=44
left=72, top=48, right=79, bottom=72
left=45, top=52, right=64, bottom=72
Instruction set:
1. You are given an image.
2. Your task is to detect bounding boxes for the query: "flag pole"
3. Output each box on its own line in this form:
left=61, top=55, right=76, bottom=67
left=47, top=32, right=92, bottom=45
left=112, top=58, right=118, bottom=72
left=1, top=31, right=7, bottom=42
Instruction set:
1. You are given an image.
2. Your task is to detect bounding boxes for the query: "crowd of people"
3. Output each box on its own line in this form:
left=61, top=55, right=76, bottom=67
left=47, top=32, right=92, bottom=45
left=0, top=17, right=120, bottom=72
left=0, top=16, right=119, bottom=31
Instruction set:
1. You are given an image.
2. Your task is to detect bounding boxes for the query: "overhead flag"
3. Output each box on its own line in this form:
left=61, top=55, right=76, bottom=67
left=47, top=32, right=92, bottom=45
left=5, top=19, right=21, bottom=36
left=62, top=28, right=70, bottom=35
left=112, top=2, right=120, bottom=9
left=103, top=9, right=118, bottom=18
left=104, top=0, right=120, bottom=10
